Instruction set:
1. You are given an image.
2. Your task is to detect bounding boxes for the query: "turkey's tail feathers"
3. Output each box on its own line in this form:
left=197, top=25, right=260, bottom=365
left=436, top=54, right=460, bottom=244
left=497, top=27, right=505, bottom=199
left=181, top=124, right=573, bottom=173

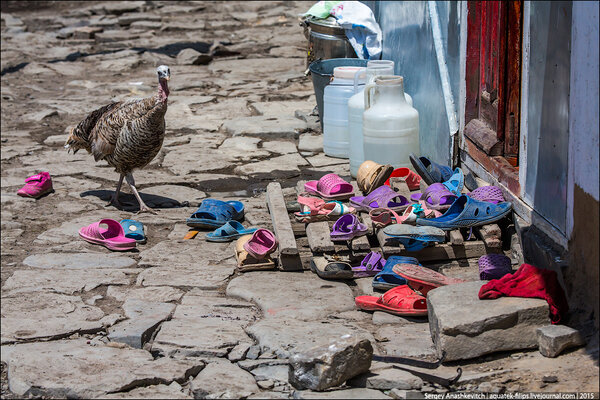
left=65, top=102, right=120, bottom=154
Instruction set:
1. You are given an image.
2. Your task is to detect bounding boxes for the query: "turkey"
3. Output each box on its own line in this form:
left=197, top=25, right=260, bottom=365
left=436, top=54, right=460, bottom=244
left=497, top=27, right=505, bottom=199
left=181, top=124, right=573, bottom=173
left=65, top=65, right=170, bottom=214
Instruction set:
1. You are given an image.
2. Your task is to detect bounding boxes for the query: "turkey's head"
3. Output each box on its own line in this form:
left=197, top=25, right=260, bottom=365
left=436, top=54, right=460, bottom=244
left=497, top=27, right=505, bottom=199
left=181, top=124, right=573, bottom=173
left=157, top=65, right=170, bottom=101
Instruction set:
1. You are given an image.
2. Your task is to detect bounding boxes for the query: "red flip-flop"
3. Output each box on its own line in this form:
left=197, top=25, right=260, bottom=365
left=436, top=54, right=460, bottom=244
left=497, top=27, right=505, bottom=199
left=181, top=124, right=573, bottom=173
left=384, top=167, right=422, bottom=191
left=355, top=285, right=428, bottom=316
left=392, top=262, right=465, bottom=296
left=79, top=218, right=137, bottom=251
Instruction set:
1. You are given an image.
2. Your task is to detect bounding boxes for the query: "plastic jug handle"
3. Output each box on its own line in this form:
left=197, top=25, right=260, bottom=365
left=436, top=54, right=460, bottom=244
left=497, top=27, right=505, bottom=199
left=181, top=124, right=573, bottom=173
left=364, top=82, right=377, bottom=110
left=353, top=67, right=366, bottom=94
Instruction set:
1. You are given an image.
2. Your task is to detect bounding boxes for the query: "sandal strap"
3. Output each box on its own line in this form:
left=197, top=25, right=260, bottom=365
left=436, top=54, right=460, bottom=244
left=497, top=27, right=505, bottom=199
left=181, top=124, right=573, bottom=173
left=421, top=183, right=457, bottom=207
left=191, top=199, right=235, bottom=220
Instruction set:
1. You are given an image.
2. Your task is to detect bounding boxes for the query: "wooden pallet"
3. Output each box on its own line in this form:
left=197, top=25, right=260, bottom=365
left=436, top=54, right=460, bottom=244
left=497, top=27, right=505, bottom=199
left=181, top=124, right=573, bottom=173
left=272, top=176, right=504, bottom=269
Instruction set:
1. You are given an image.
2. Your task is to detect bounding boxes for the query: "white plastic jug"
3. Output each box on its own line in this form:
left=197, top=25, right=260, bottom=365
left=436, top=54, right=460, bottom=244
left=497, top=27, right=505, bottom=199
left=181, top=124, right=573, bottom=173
left=323, top=66, right=365, bottom=158
left=347, top=63, right=413, bottom=177
left=363, top=75, right=419, bottom=169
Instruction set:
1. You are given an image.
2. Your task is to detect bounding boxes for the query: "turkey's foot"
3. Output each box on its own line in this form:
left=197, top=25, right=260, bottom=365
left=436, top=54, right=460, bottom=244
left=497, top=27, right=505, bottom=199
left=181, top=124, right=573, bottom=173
left=136, top=205, right=158, bottom=215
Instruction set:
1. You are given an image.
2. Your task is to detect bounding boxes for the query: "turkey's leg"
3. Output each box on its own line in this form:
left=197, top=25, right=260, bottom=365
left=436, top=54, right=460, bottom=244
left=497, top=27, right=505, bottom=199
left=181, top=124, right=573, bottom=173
left=106, top=174, right=124, bottom=207
left=126, top=173, right=157, bottom=214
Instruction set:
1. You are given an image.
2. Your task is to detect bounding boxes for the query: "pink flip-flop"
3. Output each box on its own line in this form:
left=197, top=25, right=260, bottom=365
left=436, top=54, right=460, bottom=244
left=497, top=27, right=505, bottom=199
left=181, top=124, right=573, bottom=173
left=304, top=173, right=354, bottom=200
left=391, top=262, right=465, bottom=296
left=79, top=219, right=137, bottom=251
left=243, top=228, right=278, bottom=259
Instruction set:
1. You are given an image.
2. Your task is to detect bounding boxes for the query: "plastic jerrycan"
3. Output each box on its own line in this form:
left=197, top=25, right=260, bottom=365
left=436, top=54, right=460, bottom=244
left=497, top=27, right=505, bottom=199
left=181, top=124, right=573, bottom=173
left=347, top=62, right=413, bottom=177
left=363, top=75, right=419, bottom=169
left=323, top=66, right=365, bottom=158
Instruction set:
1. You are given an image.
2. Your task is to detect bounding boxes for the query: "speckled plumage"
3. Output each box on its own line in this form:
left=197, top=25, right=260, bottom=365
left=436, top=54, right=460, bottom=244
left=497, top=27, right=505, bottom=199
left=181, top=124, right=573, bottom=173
left=66, top=90, right=167, bottom=174
left=64, top=65, right=171, bottom=213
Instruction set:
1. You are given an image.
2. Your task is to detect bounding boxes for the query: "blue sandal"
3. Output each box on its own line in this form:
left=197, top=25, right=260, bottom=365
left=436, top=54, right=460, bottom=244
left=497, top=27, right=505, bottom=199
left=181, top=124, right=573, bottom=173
left=186, top=199, right=244, bottom=229
left=206, top=221, right=257, bottom=242
left=409, top=154, right=453, bottom=185
left=442, top=168, right=464, bottom=196
left=372, top=256, right=419, bottom=291
left=416, top=195, right=512, bottom=230
left=120, top=219, right=146, bottom=244
left=382, top=224, right=446, bottom=251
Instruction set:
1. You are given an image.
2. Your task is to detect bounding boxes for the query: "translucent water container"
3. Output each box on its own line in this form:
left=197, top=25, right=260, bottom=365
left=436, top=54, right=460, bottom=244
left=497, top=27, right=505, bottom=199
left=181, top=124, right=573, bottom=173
left=323, top=66, right=365, bottom=158
left=363, top=75, right=419, bottom=169
left=347, top=61, right=413, bottom=177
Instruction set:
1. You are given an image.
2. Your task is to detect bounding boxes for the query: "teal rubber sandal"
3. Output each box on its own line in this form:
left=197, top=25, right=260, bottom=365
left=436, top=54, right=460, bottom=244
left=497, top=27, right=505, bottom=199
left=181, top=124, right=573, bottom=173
left=382, top=224, right=446, bottom=252
left=416, top=195, right=512, bottom=230
left=120, top=219, right=146, bottom=244
left=442, top=168, right=464, bottom=195
left=206, top=221, right=257, bottom=242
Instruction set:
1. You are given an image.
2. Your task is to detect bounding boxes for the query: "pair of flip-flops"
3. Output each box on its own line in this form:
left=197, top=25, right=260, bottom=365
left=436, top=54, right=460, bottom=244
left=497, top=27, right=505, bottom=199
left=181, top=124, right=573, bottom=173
left=355, top=259, right=467, bottom=316
left=310, top=251, right=386, bottom=280
left=79, top=219, right=140, bottom=251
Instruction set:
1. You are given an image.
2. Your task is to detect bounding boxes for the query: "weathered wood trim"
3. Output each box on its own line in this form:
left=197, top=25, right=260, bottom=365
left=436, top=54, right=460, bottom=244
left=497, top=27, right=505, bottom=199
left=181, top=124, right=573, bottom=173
left=464, top=119, right=503, bottom=156
left=266, top=182, right=302, bottom=271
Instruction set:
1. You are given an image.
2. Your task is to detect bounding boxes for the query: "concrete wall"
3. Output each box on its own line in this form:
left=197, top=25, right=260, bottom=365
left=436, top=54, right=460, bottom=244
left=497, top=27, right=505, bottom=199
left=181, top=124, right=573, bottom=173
left=566, top=1, right=599, bottom=329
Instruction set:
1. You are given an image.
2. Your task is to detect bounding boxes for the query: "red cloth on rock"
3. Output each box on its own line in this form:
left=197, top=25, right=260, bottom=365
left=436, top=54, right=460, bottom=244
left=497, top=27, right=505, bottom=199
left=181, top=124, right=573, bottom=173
left=478, top=263, right=569, bottom=324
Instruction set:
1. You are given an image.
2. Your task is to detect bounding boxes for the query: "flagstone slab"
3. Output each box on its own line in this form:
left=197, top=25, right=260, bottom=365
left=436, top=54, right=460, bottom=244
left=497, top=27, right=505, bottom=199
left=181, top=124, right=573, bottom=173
left=1, top=339, right=203, bottom=398
left=106, top=285, right=185, bottom=303
left=190, top=359, right=260, bottom=399
left=2, top=268, right=135, bottom=295
left=428, top=281, right=551, bottom=361
left=246, top=318, right=376, bottom=359
left=1, top=292, right=119, bottom=343
left=152, top=294, right=258, bottom=358
left=227, top=271, right=355, bottom=321
left=22, top=252, right=137, bottom=269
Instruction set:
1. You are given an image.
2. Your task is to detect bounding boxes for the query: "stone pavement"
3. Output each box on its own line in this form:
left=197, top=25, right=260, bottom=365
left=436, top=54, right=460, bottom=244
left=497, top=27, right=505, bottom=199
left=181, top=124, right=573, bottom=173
left=1, top=1, right=598, bottom=398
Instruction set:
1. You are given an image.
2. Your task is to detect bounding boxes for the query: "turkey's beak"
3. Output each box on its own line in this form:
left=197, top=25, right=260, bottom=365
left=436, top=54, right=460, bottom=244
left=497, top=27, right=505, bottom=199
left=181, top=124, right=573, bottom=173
left=165, top=76, right=170, bottom=81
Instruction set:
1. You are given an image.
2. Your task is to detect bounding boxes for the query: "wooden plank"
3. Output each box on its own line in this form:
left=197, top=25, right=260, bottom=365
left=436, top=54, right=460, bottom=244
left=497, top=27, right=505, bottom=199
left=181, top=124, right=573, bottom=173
left=504, top=0, right=523, bottom=166
left=448, top=230, right=464, bottom=245
left=266, top=182, right=302, bottom=271
left=381, top=239, right=492, bottom=262
left=306, top=221, right=335, bottom=253
left=351, top=234, right=371, bottom=252
left=464, top=119, right=503, bottom=156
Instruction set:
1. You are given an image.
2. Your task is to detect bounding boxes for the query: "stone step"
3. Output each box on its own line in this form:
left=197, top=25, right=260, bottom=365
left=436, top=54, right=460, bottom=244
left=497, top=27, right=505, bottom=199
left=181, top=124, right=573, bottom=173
left=427, top=281, right=550, bottom=361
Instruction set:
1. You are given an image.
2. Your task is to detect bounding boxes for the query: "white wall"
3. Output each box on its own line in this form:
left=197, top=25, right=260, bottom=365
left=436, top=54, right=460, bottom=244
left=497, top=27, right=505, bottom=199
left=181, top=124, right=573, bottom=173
left=567, top=1, right=600, bottom=238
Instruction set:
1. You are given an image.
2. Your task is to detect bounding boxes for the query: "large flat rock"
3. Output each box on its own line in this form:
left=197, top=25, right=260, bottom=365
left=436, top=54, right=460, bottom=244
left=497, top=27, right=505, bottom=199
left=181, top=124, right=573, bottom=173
left=234, top=153, right=308, bottom=176
left=106, top=285, right=185, bottom=303
left=190, top=359, right=260, bottom=399
left=246, top=318, right=376, bottom=359
left=222, top=116, right=307, bottom=138
left=375, top=323, right=437, bottom=359
left=151, top=294, right=257, bottom=358
left=1, top=339, right=203, bottom=398
left=22, top=252, right=137, bottom=269
left=2, top=268, right=135, bottom=295
left=427, top=281, right=551, bottom=361
left=226, top=271, right=355, bottom=321
left=103, top=382, right=191, bottom=399
left=1, top=292, right=118, bottom=343
left=108, top=298, right=176, bottom=348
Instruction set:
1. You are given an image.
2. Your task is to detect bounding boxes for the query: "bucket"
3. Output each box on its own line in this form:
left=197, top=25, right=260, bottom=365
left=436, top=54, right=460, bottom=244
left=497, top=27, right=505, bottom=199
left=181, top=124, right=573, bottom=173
left=302, top=17, right=357, bottom=67
left=309, top=58, right=369, bottom=131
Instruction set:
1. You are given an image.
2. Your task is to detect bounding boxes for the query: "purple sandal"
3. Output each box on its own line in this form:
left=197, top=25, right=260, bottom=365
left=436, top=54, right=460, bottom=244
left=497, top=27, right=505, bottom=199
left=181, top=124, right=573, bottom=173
left=478, top=253, right=512, bottom=280
left=468, top=186, right=505, bottom=204
left=410, top=183, right=458, bottom=211
left=352, top=251, right=386, bottom=278
left=349, top=185, right=410, bottom=212
left=330, top=214, right=368, bottom=241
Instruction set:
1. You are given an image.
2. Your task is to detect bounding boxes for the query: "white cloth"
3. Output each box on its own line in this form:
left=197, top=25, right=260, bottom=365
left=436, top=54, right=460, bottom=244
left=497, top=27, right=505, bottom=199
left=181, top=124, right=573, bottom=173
left=330, top=1, right=382, bottom=60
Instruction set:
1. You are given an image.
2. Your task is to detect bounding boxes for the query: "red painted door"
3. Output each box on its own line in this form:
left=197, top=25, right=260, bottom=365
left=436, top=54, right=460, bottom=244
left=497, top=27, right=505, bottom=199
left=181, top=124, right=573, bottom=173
left=464, top=1, right=522, bottom=192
